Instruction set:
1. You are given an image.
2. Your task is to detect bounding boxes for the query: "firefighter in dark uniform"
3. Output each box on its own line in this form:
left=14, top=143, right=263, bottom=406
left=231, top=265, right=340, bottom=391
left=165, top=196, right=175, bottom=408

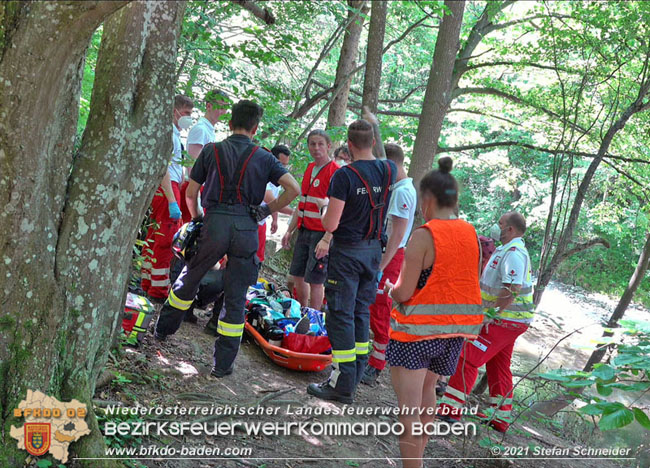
left=155, top=100, right=300, bottom=378
left=307, top=119, right=396, bottom=403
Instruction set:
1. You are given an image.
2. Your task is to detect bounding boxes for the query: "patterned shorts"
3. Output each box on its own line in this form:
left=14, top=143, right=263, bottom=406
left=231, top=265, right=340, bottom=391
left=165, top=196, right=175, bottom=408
left=386, top=337, right=464, bottom=376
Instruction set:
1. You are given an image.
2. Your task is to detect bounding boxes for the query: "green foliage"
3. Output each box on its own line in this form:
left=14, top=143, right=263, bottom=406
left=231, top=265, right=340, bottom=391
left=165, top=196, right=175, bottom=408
left=96, top=408, right=144, bottom=449
left=77, top=27, right=102, bottom=138
left=111, top=371, right=132, bottom=388
left=35, top=460, right=66, bottom=468
left=540, top=319, right=650, bottom=431
left=70, top=1, right=650, bottom=308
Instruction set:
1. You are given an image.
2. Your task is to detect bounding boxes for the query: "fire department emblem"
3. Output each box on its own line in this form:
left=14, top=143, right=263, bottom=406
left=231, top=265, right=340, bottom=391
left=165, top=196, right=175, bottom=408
left=25, top=423, right=51, bottom=457
left=313, top=179, right=320, bottom=187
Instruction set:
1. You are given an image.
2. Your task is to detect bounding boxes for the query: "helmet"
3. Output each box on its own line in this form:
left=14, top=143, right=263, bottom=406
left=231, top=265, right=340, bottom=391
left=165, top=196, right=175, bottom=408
left=172, top=220, right=203, bottom=261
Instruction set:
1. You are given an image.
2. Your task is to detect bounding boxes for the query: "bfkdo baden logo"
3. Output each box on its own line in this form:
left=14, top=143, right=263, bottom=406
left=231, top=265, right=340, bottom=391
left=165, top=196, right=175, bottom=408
left=10, top=390, right=91, bottom=463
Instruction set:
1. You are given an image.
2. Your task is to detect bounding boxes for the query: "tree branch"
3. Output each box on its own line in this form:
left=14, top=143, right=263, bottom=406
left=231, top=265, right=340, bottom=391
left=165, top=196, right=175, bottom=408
left=447, top=107, right=520, bottom=126
left=453, top=86, right=589, bottom=134
left=602, top=159, right=650, bottom=202
left=379, top=85, right=427, bottom=104
left=485, top=13, right=572, bottom=34
left=437, top=140, right=650, bottom=164
left=231, top=0, right=275, bottom=25
left=464, top=60, right=572, bottom=73
left=556, top=238, right=611, bottom=265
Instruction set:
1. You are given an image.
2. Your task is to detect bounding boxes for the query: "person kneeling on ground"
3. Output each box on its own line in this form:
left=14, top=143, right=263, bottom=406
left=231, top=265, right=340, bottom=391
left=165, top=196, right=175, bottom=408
left=384, top=157, right=483, bottom=468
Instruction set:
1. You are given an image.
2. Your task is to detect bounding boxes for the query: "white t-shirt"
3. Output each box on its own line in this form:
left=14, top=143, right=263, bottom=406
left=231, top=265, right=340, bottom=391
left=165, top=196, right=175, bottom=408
left=169, top=125, right=183, bottom=184
left=386, top=177, right=417, bottom=248
left=187, top=117, right=215, bottom=148
left=258, top=182, right=281, bottom=226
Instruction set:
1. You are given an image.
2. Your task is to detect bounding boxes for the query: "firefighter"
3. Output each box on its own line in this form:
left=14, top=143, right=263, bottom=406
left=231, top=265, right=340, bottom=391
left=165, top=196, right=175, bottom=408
left=306, top=119, right=396, bottom=404
left=437, top=211, right=534, bottom=433
left=281, top=131, right=339, bottom=310
left=154, top=100, right=300, bottom=378
left=141, top=94, right=194, bottom=303
left=360, top=143, right=417, bottom=386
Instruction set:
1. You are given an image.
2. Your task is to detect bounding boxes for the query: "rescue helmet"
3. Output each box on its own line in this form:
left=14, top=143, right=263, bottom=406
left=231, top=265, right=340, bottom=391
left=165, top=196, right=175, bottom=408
left=172, top=220, right=203, bottom=262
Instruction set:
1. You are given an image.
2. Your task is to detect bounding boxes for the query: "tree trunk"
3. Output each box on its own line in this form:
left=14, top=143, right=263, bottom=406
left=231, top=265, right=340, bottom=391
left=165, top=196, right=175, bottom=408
left=361, top=0, right=387, bottom=159
left=0, top=1, right=186, bottom=465
left=583, top=231, right=650, bottom=371
left=530, top=231, right=650, bottom=417
left=326, top=0, right=368, bottom=131
left=408, top=0, right=465, bottom=188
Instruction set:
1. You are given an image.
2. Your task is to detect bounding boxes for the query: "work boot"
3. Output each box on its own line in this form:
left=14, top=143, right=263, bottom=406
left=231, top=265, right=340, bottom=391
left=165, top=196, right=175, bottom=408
left=307, top=381, right=353, bottom=404
left=153, top=332, right=167, bottom=342
left=477, top=411, right=509, bottom=433
left=184, top=305, right=198, bottom=324
left=436, top=403, right=462, bottom=423
left=204, top=313, right=219, bottom=336
left=148, top=295, right=166, bottom=306
left=210, top=365, right=234, bottom=378
left=436, top=379, right=448, bottom=396
left=360, top=365, right=381, bottom=386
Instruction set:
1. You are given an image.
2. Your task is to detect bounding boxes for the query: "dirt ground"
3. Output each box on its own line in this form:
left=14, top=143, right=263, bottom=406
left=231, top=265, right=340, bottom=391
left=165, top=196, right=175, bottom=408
left=87, top=215, right=646, bottom=468
left=91, top=298, right=641, bottom=467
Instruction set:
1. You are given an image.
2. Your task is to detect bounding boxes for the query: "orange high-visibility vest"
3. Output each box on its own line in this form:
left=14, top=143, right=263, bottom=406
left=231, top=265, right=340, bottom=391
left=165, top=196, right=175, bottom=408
left=296, top=160, right=340, bottom=231
left=390, top=219, right=483, bottom=342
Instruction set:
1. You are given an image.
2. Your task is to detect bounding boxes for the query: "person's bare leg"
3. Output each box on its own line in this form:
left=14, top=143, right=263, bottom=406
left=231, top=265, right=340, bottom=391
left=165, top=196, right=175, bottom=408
left=310, top=283, right=324, bottom=310
left=391, top=366, right=427, bottom=468
left=291, top=275, right=309, bottom=307
left=419, top=371, right=440, bottom=460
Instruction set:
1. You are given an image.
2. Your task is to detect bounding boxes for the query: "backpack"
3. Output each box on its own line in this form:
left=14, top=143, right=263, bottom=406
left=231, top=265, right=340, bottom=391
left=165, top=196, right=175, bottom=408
left=479, top=235, right=496, bottom=273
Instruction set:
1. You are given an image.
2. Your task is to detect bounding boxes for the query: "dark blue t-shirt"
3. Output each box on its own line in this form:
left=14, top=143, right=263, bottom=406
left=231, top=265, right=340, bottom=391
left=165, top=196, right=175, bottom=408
left=190, top=134, right=287, bottom=210
left=328, top=159, right=397, bottom=243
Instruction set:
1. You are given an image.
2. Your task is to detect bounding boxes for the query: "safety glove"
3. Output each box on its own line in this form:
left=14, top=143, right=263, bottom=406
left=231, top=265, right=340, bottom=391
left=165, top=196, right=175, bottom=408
left=168, top=201, right=182, bottom=220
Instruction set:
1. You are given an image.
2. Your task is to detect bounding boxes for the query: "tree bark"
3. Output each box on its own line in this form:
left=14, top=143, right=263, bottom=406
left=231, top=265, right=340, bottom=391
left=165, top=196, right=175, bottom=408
left=361, top=0, right=387, bottom=159
left=408, top=0, right=465, bottom=188
left=231, top=0, right=276, bottom=25
left=0, top=1, right=186, bottom=465
left=326, top=0, right=368, bottom=131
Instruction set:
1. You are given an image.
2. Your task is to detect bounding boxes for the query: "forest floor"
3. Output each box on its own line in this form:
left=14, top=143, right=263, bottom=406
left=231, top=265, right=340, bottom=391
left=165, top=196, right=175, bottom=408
left=87, top=216, right=648, bottom=468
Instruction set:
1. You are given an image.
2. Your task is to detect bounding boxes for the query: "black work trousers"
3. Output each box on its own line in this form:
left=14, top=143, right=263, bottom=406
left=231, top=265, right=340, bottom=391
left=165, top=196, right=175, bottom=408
left=155, top=205, right=259, bottom=373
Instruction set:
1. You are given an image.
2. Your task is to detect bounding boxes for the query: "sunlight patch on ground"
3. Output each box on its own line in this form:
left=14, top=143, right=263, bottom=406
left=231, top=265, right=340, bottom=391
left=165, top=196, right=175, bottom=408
left=156, top=351, right=170, bottom=365
left=301, top=434, right=322, bottom=446
left=175, top=361, right=199, bottom=376
left=521, top=425, right=543, bottom=437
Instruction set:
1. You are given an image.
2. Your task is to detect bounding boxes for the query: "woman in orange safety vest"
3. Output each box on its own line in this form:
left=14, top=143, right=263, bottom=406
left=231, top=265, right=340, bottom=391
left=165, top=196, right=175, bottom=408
left=383, top=157, right=483, bottom=468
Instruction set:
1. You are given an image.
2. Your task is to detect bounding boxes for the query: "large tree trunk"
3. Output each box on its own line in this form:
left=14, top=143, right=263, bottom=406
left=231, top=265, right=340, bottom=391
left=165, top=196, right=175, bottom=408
left=361, top=0, right=387, bottom=159
left=408, top=0, right=465, bottom=188
left=326, top=0, right=368, bottom=131
left=0, top=1, right=186, bottom=465
left=530, top=231, right=650, bottom=417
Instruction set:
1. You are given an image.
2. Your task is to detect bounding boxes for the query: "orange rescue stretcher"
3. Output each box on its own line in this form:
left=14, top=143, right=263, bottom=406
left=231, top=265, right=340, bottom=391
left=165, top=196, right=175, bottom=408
left=245, top=322, right=332, bottom=372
